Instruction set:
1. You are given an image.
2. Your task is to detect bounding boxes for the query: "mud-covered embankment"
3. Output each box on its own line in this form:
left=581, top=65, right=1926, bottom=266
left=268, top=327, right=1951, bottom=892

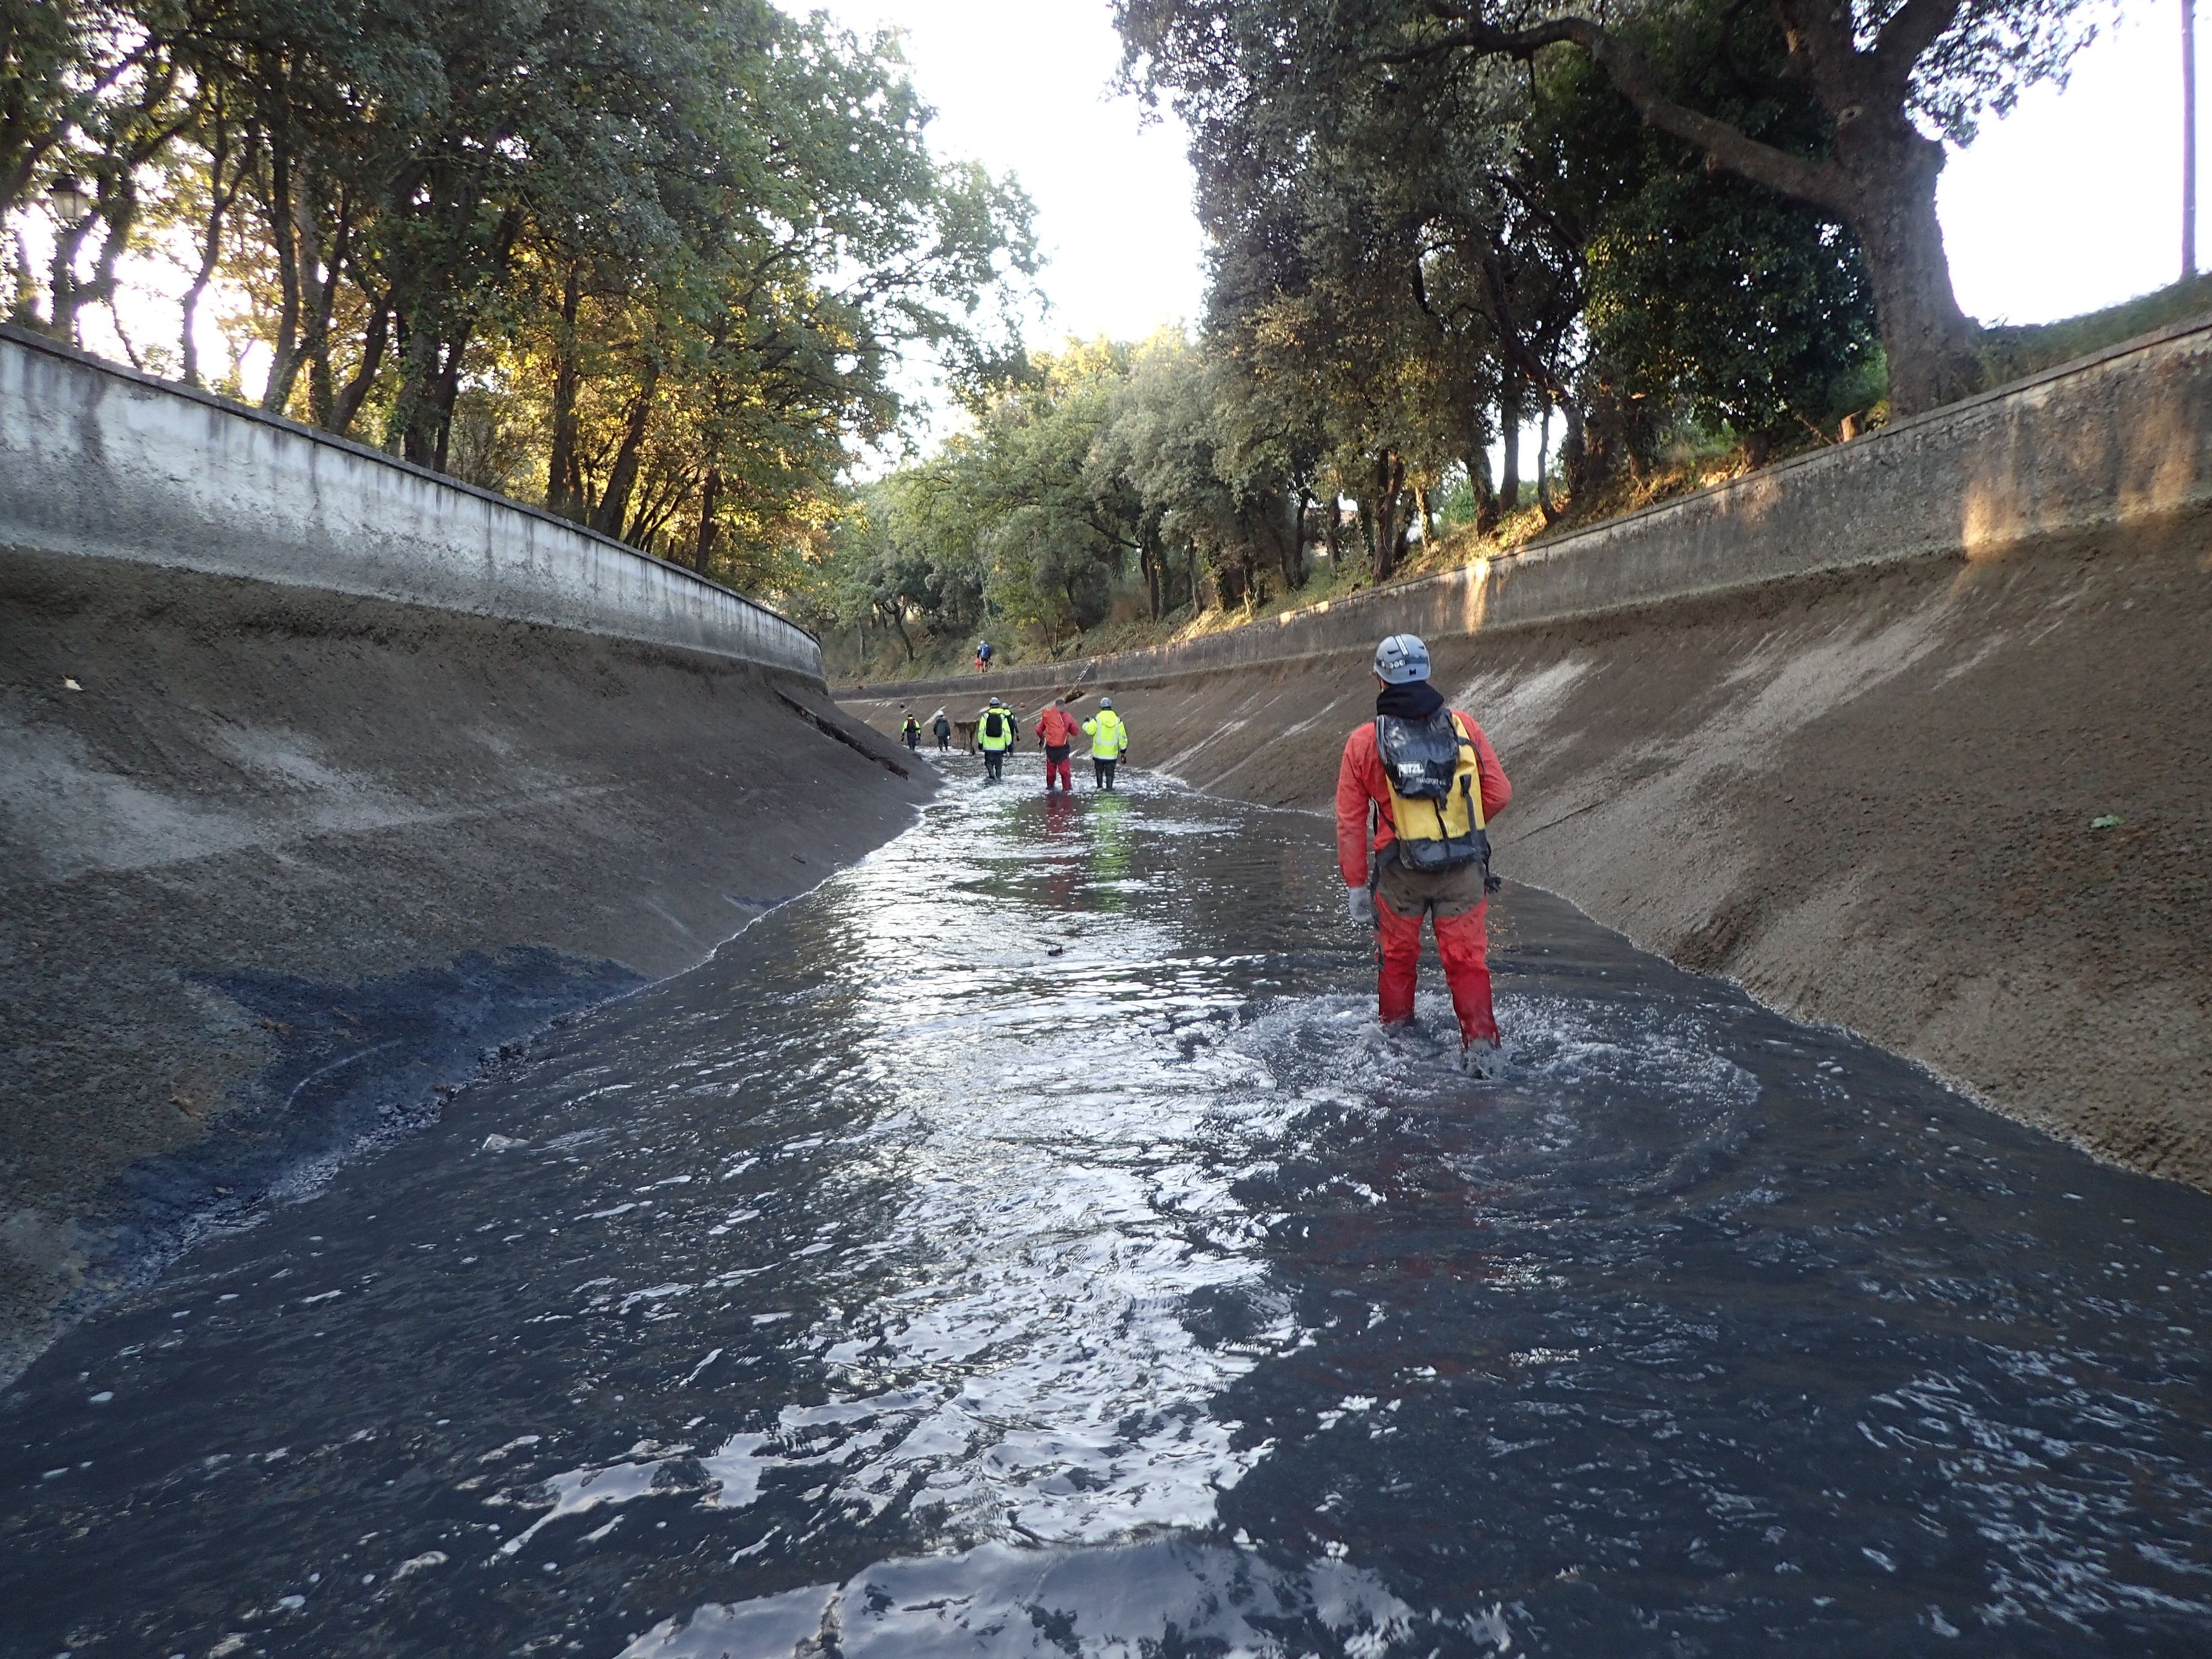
left=0, top=330, right=931, bottom=1385
left=844, top=324, right=2212, bottom=1191
left=1, top=551, right=929, bottom=1384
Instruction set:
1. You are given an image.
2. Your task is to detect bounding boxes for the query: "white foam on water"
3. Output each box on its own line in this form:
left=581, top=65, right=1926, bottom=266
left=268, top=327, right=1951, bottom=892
left=613, top=1538, right=1467, bottom=1659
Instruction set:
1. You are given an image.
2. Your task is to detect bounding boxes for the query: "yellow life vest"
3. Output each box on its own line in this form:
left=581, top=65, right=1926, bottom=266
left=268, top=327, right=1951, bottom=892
left=1083, top=709, right=1128, bottom=759
left=1378, top=710, right=1489, bottom=874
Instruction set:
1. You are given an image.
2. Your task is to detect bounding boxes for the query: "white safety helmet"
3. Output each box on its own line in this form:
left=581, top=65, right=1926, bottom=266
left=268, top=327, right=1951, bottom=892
left=1373, top=633, right=1430, bottom=685
left=1099, top=697, right=1113, bottom=709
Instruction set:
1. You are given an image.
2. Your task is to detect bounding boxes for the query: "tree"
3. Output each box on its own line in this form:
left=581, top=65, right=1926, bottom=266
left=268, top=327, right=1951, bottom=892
left=1121, top=0, right=2109, bottom=416
left=1539, top=1, right=1882, bottom=455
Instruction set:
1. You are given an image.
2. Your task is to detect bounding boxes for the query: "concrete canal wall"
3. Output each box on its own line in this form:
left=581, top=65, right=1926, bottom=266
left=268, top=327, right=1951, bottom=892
left=845, top=321, right=2212, bottom=1191
left=0, top=332, right=929, bottom=1385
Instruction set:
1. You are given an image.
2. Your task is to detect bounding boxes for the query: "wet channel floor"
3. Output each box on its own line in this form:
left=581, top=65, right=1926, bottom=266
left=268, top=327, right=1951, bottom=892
left=5, top=761, right=2211, bottom=1658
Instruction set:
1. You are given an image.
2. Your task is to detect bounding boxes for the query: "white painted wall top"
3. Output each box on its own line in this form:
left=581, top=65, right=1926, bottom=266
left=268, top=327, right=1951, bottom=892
left=0, top=325, right=822, bottom=680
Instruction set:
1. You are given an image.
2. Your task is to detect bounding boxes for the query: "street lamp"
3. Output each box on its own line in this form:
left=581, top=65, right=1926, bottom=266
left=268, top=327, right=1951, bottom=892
left=48, top=176, right=91, bottom=226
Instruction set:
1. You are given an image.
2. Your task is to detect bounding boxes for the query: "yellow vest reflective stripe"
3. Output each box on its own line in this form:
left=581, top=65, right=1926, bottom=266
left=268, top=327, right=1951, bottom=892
left=977, top=708, right=1015, bottom=749
left=1083, top=710, right=1128, bottom=758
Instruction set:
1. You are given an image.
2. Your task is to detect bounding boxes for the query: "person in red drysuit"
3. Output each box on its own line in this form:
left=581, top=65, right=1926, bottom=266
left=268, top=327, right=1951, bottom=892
left=1035, top=701, right=1078, bottom=793
left=1335, top=633, right=1512, bottom=1063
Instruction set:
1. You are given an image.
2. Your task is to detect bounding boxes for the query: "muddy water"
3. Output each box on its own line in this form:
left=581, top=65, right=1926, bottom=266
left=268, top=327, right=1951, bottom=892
left=5, top=761, right=2211, bottom=1658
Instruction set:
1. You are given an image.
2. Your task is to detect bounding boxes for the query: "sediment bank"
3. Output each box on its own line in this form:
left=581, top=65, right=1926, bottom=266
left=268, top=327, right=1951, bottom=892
left=842, top=324, right=2212, bottom=1190
left=0, top=337, right=928, bottom=1385
left=0, top=550, right=928, bottom=1385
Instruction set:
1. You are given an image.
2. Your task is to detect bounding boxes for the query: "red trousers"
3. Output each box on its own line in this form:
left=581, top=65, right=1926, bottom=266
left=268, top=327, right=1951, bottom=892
left=1376, top=890, right=1496, bottom=1045
left=1044, top=747, right=1072, bottom=791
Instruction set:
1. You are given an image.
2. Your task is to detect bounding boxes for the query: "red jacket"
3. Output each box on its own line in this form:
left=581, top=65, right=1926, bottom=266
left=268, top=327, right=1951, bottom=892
left=1036, top=706, right=1077, bottom=747
left=1336, top=710, right=1511, bottom=887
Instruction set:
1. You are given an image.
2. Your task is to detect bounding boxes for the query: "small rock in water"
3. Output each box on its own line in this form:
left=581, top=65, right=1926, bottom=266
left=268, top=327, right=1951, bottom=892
left=482, top=1134, right=528, bottom=1152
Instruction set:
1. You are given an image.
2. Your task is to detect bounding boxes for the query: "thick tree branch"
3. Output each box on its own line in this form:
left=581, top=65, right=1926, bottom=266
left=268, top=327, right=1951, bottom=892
left=1866, top=0, right=1964, bottom=96
left=1394, top=9, right=1858, bottom=216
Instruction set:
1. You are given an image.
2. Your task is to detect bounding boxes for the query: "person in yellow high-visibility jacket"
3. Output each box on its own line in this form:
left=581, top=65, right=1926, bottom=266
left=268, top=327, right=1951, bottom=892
left=975, top=697, right=1016, bottom=783
left=1081, top=698, right=1129, bottom=791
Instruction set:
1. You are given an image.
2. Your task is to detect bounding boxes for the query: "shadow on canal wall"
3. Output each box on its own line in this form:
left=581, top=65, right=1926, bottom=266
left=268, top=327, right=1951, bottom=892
left=843, top=322, right=2212, bottom=1194
left=0, top=332, right=931, bottom=1384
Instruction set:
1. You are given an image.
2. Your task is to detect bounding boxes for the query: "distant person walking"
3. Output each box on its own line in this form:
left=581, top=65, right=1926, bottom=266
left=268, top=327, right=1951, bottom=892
left=900, top=711, right=922, bottom=750
left=1337, top=633, right=1512, bottom=1072
left=931, top=709, right=952, bottom=752
left=976, top=696, right=1016, bottom=782
left=974, top=639, right=994, bottom=672
left=1036, top=701, right=1078, bottom=794
left=1082, top=698, right=1129, bottom=791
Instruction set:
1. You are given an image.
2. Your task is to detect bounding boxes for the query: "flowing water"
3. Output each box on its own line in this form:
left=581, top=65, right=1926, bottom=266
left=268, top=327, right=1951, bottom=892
left=6, top=762, right=2212, bottom=1658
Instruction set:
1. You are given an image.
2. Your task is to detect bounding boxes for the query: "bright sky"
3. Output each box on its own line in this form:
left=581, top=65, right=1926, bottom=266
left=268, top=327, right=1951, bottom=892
left=1940, top=0, right=2198, bottom=323
left=813, top=0, right=1208, bottom=349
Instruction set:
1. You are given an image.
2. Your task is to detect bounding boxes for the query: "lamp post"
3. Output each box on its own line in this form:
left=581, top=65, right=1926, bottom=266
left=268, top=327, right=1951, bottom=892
left=46, top=176, right=92, bottom=343
left=2188, top=0, right=2200, bottom=280
left=48, top=176, right=91, bottom=227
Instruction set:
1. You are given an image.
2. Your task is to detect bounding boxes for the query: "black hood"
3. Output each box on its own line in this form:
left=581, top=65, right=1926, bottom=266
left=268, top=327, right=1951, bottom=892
left=1375, top=679, right=1445, bottom=721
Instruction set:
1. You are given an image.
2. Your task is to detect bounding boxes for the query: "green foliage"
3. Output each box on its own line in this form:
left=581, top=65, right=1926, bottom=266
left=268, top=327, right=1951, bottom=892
left=6, top=0, right=1035, bottom=599
left=796, top=330, right=1321, bottom=661
left=1545, top=3, right=1882, bottom=448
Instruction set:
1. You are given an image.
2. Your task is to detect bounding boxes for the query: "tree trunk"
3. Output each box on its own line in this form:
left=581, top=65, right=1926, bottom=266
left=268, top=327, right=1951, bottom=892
left=180, top=119, right=246, bottom=389
left=592, top=357, right=660, bottom=539
left=546, top=264, right=583, bottom=515
left=1498, top=368, right=1522, bottom=512
left=1284, top=486, right=1309, bottom=589
left=48, top=207, right=94, bottom=343
left=1322, top=492, right=1342, bottom=565
left=693, top=466, right=721, bottom=573
left=1418, top=487, right=1437, bottom=547
left=430, top=326, right=471, bottom=474
left=1843, top=124, right=1983, bottom=414
left=1536, top=402, right=1559, bottom=524
left=397, top=327, right=441, bottom=467
left=328, top=293, right=389, bottom=438
left=1369, top=450, right=1407, bottom=580
left=300, top=193, right=351, bottom=429
left=1464, top=447, right=1499, bottom=535
left=260, top=140, right=302, bottom=415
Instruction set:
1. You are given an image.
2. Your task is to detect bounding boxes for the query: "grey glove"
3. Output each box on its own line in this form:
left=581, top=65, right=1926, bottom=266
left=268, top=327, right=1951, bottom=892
left=1345, top=885, right=1375, bottom=928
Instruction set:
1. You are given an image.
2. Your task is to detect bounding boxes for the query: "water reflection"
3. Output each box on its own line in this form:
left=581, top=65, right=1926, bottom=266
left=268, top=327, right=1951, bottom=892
left=2, top=760, right=2209, bottom=1658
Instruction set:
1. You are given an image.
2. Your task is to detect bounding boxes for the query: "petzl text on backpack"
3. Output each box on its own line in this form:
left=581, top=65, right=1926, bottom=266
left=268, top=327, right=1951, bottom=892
left=1375, top=711, right=1490, bottom=875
